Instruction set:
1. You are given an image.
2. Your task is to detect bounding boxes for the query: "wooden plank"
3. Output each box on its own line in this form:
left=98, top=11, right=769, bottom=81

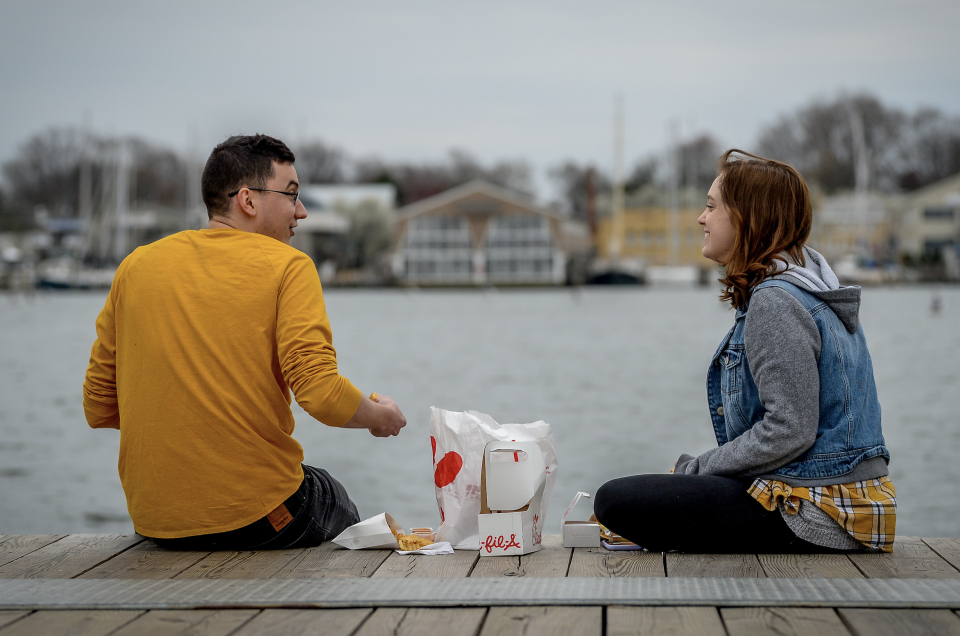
left=173, top=549, right=304, bottom=579
left=924, top=538, right=960, bottom=573
left=354, top=608, right=486, bottom=636
left=470, top=534, right=571, bottom=578
left=231, top=609, right=372, bottom=636
left=109, top=609, right=259, bottom=636
left=608, top=606, right=726, bottom=636
left=371, top=549, right=478, bottom=578
left=838, top=608, right=960, bottom=635
left=665, top=553, right=764, bottom=577
left=568, top=548, right=664, bottom=577
left=0, top=610, right=143, bottom=636
left=274, top=543, right=392, bottom=579
left=849, top=536, right=960, bottom=580
left=0, top=535, right=65, bottom=568
left=479, top=607, right=601, bottom=636
left=0, top=612, right=29, bottom=630
left=5, top=577, right=960, bottom=610
left=757, top=553, right=865, bottom=578
left=0, top=535, right=142, bottom=579
left=721, top=608, right=852, bottom=636
left=78, top=541, right=209, bottom=579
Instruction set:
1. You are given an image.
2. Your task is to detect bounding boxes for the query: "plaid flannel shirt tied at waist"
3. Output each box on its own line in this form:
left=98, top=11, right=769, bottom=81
left=748, top=475, right=897, bottom=552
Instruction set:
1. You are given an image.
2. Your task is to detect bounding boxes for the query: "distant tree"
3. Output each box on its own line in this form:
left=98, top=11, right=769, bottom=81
left=895, top=108, right=960, bottom=190
left=342, top=200, right=393, bottom=269
left=625, top=157, right=657, bottom=194
left=677, top=134, right=723, bottom=191
left=354, top=150, right=532, bottom=206
left=756, top=93, right=904, bottom=193
left=129, top=139, right=188, bottom=208
left=549, top=161, right=610, bottom=220
left=0, top=189, right=33, bottom=232
left=2, top=127, right=190, bottom=216
left=295, top=139, right=347, bottom=184
left=2, top=127, right=90, bottom=215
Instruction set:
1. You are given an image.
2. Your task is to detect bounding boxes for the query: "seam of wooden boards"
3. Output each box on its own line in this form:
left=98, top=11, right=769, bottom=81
left=2, top=535, right=959, bottom=583
left=1, top=577, right=959, bottom=610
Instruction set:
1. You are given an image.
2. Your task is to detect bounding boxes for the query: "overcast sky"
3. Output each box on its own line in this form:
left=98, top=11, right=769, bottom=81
left=2, top=0, right=958, bottom=198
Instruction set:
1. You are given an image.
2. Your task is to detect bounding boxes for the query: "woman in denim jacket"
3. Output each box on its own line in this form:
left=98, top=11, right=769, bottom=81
left=595, top=150, right=896, bottom=553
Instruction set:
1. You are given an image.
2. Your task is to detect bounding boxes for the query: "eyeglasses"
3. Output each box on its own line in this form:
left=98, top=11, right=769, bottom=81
left=227, top=188, right=300, bottom=205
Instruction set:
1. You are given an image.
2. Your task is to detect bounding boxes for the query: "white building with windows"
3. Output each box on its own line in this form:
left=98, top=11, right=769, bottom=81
left=891, top=173, right=960, bottom=259
left=391, top=180, right=582, bottom=285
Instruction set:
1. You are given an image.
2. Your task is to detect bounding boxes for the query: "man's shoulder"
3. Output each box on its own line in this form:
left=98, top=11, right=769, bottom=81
left=247, top=235, right=316, bottom=271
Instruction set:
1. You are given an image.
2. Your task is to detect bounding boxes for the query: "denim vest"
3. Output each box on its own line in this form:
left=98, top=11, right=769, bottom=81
left=707, top=279, right=889, bottom=480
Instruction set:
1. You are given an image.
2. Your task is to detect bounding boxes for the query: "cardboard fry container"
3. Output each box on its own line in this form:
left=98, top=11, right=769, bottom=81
left=332, top=512, right=402, bottom=550
left=477, top=440, right=546, bottom=556
left=561, top=491, right=601, bottom=548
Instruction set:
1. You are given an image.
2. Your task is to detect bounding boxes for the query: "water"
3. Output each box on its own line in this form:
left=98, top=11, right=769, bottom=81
left=1, top=286, right=958, bottom=539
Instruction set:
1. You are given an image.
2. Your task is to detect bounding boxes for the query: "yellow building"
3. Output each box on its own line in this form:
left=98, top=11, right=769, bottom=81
left=595, top=207, right=713, bottom=267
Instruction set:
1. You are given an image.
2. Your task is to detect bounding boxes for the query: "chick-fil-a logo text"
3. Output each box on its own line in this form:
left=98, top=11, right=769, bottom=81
left=532, top=514, right=542, bottom=546
left=483, top=533, right=522, bottom=554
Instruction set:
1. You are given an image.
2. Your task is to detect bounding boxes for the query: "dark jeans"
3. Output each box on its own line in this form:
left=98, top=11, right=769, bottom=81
left=152, top=465, right=360, bottom=551
left=594, top=473, right=854, bottom=554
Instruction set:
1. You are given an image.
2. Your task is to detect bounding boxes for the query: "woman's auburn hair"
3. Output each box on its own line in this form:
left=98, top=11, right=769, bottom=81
left=716, top=149, right=812, bottom=309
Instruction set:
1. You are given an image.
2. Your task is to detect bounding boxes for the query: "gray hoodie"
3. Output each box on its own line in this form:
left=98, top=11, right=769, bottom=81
left=674, top=247, right=887, bottom=549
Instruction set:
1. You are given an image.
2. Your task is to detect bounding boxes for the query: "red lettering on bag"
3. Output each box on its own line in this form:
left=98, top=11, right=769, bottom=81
left=532, top=514, right=542, bottom=546
left=483, top=533, right=522, bottom=553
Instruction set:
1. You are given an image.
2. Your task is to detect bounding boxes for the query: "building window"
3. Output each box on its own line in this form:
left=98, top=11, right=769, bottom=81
left=485, top=214, right=554, bottom=281
left=404, top=215, right=472, bottom=281
left=923, top=207, right=955, bottom=220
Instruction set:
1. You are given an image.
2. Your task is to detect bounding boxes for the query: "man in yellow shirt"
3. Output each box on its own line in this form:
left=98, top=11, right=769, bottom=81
left=83, top=134, right=406, bottom=550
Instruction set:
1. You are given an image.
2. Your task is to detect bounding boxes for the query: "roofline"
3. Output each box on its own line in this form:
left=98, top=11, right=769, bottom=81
left=901, top=172, right=960, bottom=201
left=395, top=179, right=560, bottom=221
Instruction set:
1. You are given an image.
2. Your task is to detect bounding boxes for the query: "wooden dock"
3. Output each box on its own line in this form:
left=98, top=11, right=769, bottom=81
left=1, top=534, right=959, bottom=635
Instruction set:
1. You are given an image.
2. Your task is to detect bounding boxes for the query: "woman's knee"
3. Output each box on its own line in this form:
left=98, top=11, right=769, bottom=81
left=594, top=477, right=633, bottom=526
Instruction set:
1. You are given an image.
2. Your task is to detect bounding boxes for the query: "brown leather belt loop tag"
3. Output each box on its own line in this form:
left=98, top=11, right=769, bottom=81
left=266, top=503, right=293, bottom=532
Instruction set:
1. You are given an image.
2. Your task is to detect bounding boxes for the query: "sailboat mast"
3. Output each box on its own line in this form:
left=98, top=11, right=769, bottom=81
left=610, top=96, right=625, bottom=261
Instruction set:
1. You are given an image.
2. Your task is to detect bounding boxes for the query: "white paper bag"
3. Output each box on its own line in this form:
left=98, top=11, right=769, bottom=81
left=430, top=407, right=558, bottom=550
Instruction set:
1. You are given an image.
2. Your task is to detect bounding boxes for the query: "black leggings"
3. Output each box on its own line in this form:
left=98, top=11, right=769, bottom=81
left=594, top=474, right=852, bottom=553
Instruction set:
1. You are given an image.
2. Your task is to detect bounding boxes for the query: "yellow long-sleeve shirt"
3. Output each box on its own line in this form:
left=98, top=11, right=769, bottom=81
left=83, top=229, right=362, bottom=538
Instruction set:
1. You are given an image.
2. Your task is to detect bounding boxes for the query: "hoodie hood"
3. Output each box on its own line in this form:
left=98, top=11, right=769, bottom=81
left=770, top=246, right=862, bottom=333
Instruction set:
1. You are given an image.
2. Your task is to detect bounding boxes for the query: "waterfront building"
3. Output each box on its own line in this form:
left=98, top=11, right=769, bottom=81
left=890, top=173, right=960, bottom=272
left=809, top=193, right=894, bottom=264
left=594, top=206, right=713, bottom=269
left=291, top=184, right=395, bottom=278
left=390, top=180, right=587, bottom=286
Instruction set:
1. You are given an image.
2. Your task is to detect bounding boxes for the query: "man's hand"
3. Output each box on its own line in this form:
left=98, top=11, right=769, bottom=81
left=367, top=395, right=406, bottom=437
left=341, top=392, right=406, bottom=437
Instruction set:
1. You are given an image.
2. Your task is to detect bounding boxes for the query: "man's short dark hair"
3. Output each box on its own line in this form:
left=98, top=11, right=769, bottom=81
left=201, top=134, right=296, bottom=219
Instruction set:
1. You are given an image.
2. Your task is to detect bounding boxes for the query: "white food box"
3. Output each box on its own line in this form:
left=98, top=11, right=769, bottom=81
left=477, top=440, right=546, bottom=556
left=331, top=512, right=402, bottom=550
left=561, top=491, right=601, bottom=548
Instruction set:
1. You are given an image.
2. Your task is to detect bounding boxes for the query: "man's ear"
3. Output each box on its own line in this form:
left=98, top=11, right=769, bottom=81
left=233, top=188, right=258, bottom=219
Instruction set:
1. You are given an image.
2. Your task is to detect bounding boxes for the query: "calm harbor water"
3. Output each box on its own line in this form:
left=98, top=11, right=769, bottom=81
left=1, top=285, right=958, bottom=539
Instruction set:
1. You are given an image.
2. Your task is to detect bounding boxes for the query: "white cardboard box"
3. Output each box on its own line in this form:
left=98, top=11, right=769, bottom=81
left=561, top=491, right=601, bottom=548
left=477, top=440, right=546, bottom=556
